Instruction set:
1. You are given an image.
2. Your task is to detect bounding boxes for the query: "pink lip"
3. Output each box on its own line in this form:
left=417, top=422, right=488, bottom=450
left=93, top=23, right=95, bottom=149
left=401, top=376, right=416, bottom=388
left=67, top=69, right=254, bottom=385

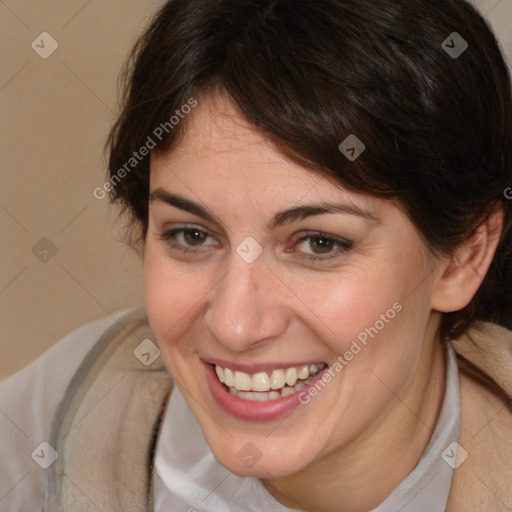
left=201, top=359, right=328, bottom=422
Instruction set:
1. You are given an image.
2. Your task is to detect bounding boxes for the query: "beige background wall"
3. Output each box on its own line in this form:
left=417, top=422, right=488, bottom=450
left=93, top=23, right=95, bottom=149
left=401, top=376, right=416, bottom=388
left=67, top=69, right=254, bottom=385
left=1, top=0, right=511, bottom=379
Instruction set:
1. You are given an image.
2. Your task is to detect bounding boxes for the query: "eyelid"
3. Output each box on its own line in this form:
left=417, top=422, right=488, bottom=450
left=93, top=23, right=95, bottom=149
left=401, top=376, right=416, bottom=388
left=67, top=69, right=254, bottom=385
left=294, top=231, right=353, bottom=248
left=298, top=229, right=350, bottom=240
left=160, top=223, right=215, bottom=238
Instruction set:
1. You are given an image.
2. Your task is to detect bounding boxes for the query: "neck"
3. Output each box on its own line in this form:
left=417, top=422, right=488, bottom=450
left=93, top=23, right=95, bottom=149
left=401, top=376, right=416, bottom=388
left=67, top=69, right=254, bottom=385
left=262, top=320, right=447, bottom=512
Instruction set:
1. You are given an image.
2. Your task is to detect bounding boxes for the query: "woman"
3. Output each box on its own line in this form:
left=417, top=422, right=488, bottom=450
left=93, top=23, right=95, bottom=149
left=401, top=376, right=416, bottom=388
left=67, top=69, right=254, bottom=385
left=1, top=0, right=511, bottom=510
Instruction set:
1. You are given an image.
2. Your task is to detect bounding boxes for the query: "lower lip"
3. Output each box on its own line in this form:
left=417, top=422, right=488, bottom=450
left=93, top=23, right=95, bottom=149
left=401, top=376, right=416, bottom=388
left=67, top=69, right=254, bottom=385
left=201, top=360, right=327, bottom=422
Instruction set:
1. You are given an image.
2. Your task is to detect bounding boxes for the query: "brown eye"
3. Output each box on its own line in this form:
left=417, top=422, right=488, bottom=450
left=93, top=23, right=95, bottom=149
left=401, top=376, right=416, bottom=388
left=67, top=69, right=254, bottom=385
left=183, top=229, right=208, bottom=246
left=309, top=236, right=336, bottom=254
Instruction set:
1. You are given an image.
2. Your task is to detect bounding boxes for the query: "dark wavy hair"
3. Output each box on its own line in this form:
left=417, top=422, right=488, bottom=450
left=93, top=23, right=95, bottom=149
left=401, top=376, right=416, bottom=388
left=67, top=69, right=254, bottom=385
left=106, top=0, right=512, bottom=342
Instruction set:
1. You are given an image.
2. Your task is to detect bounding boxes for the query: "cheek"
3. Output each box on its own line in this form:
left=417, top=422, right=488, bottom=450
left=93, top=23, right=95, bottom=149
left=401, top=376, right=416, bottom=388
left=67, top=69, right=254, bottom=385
left=287, top=266, right=405, bottom=350
left=289, top=249, right=431, bottom=368
left=142, top=246, right=213, bottom=346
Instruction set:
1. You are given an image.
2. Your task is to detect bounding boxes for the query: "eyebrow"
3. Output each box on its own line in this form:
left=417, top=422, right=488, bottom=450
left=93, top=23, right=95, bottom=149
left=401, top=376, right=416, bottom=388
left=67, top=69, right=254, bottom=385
left=149, top=188, right=379, bottom=229
left=149, top=189, right=223, bottom=226
left=268, top=203, right=379, bottom=228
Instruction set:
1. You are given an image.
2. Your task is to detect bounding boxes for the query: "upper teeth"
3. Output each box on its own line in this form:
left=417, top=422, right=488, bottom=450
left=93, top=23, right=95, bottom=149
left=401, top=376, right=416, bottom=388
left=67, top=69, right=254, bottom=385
left=215, top=364, right=322, bottom=392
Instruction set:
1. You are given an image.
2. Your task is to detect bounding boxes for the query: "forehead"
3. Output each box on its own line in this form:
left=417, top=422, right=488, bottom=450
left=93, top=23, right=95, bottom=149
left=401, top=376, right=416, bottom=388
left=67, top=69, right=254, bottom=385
left=150, top=94, right=384, bottom=215
left=153, top=94, right=307, bottom=182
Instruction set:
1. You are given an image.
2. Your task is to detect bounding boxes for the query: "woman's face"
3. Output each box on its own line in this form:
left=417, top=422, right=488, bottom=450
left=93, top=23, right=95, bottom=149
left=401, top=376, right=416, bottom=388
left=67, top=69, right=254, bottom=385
left=143, top=95, right=443, bottom=479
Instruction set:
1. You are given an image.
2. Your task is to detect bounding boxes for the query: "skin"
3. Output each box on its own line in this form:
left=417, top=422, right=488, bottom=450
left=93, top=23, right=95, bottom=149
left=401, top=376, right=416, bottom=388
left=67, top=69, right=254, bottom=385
left=143, top=93, right=502, bottom=512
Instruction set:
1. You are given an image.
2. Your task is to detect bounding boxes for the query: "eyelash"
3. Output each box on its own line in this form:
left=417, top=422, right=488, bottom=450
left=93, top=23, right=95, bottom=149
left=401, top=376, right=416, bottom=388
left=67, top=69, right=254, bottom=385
left=158, top=226, right=353, bottom=262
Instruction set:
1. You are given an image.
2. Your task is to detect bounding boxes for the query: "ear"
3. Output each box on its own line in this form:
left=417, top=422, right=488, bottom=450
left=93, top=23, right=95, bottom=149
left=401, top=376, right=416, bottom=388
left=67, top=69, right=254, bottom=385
left=431, top=208, right=503, bottom=313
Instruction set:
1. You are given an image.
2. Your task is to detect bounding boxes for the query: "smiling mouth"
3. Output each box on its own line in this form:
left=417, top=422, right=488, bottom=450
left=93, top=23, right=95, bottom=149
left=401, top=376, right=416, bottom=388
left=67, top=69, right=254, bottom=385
left=211, top=363, right=327, bottom=402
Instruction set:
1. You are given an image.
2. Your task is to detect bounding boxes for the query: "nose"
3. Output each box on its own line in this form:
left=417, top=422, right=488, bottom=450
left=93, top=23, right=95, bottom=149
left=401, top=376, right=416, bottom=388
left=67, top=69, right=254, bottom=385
left=204, top=256, right=290, bottom=351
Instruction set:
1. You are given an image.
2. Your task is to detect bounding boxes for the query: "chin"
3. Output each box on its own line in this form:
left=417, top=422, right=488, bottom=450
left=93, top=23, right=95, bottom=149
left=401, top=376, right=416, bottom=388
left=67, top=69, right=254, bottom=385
left=201, top=424, right=323, bottom=479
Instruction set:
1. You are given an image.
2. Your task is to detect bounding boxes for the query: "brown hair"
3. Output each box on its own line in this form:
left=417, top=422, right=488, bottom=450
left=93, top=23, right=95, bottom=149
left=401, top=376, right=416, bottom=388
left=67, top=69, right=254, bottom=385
left=106, top=0, right=512, bottom=341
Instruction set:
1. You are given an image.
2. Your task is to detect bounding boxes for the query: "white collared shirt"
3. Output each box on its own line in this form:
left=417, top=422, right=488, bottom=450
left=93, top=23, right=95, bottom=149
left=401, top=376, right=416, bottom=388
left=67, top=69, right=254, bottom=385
left=154, top=343, right=461, bottom=511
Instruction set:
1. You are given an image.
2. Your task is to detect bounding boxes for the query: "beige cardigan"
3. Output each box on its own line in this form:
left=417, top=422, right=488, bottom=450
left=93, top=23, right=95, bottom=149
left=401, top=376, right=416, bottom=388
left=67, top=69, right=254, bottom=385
left=447, top=322, right=512, bottom=511
left=43, top=309, right=512, bottom=511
